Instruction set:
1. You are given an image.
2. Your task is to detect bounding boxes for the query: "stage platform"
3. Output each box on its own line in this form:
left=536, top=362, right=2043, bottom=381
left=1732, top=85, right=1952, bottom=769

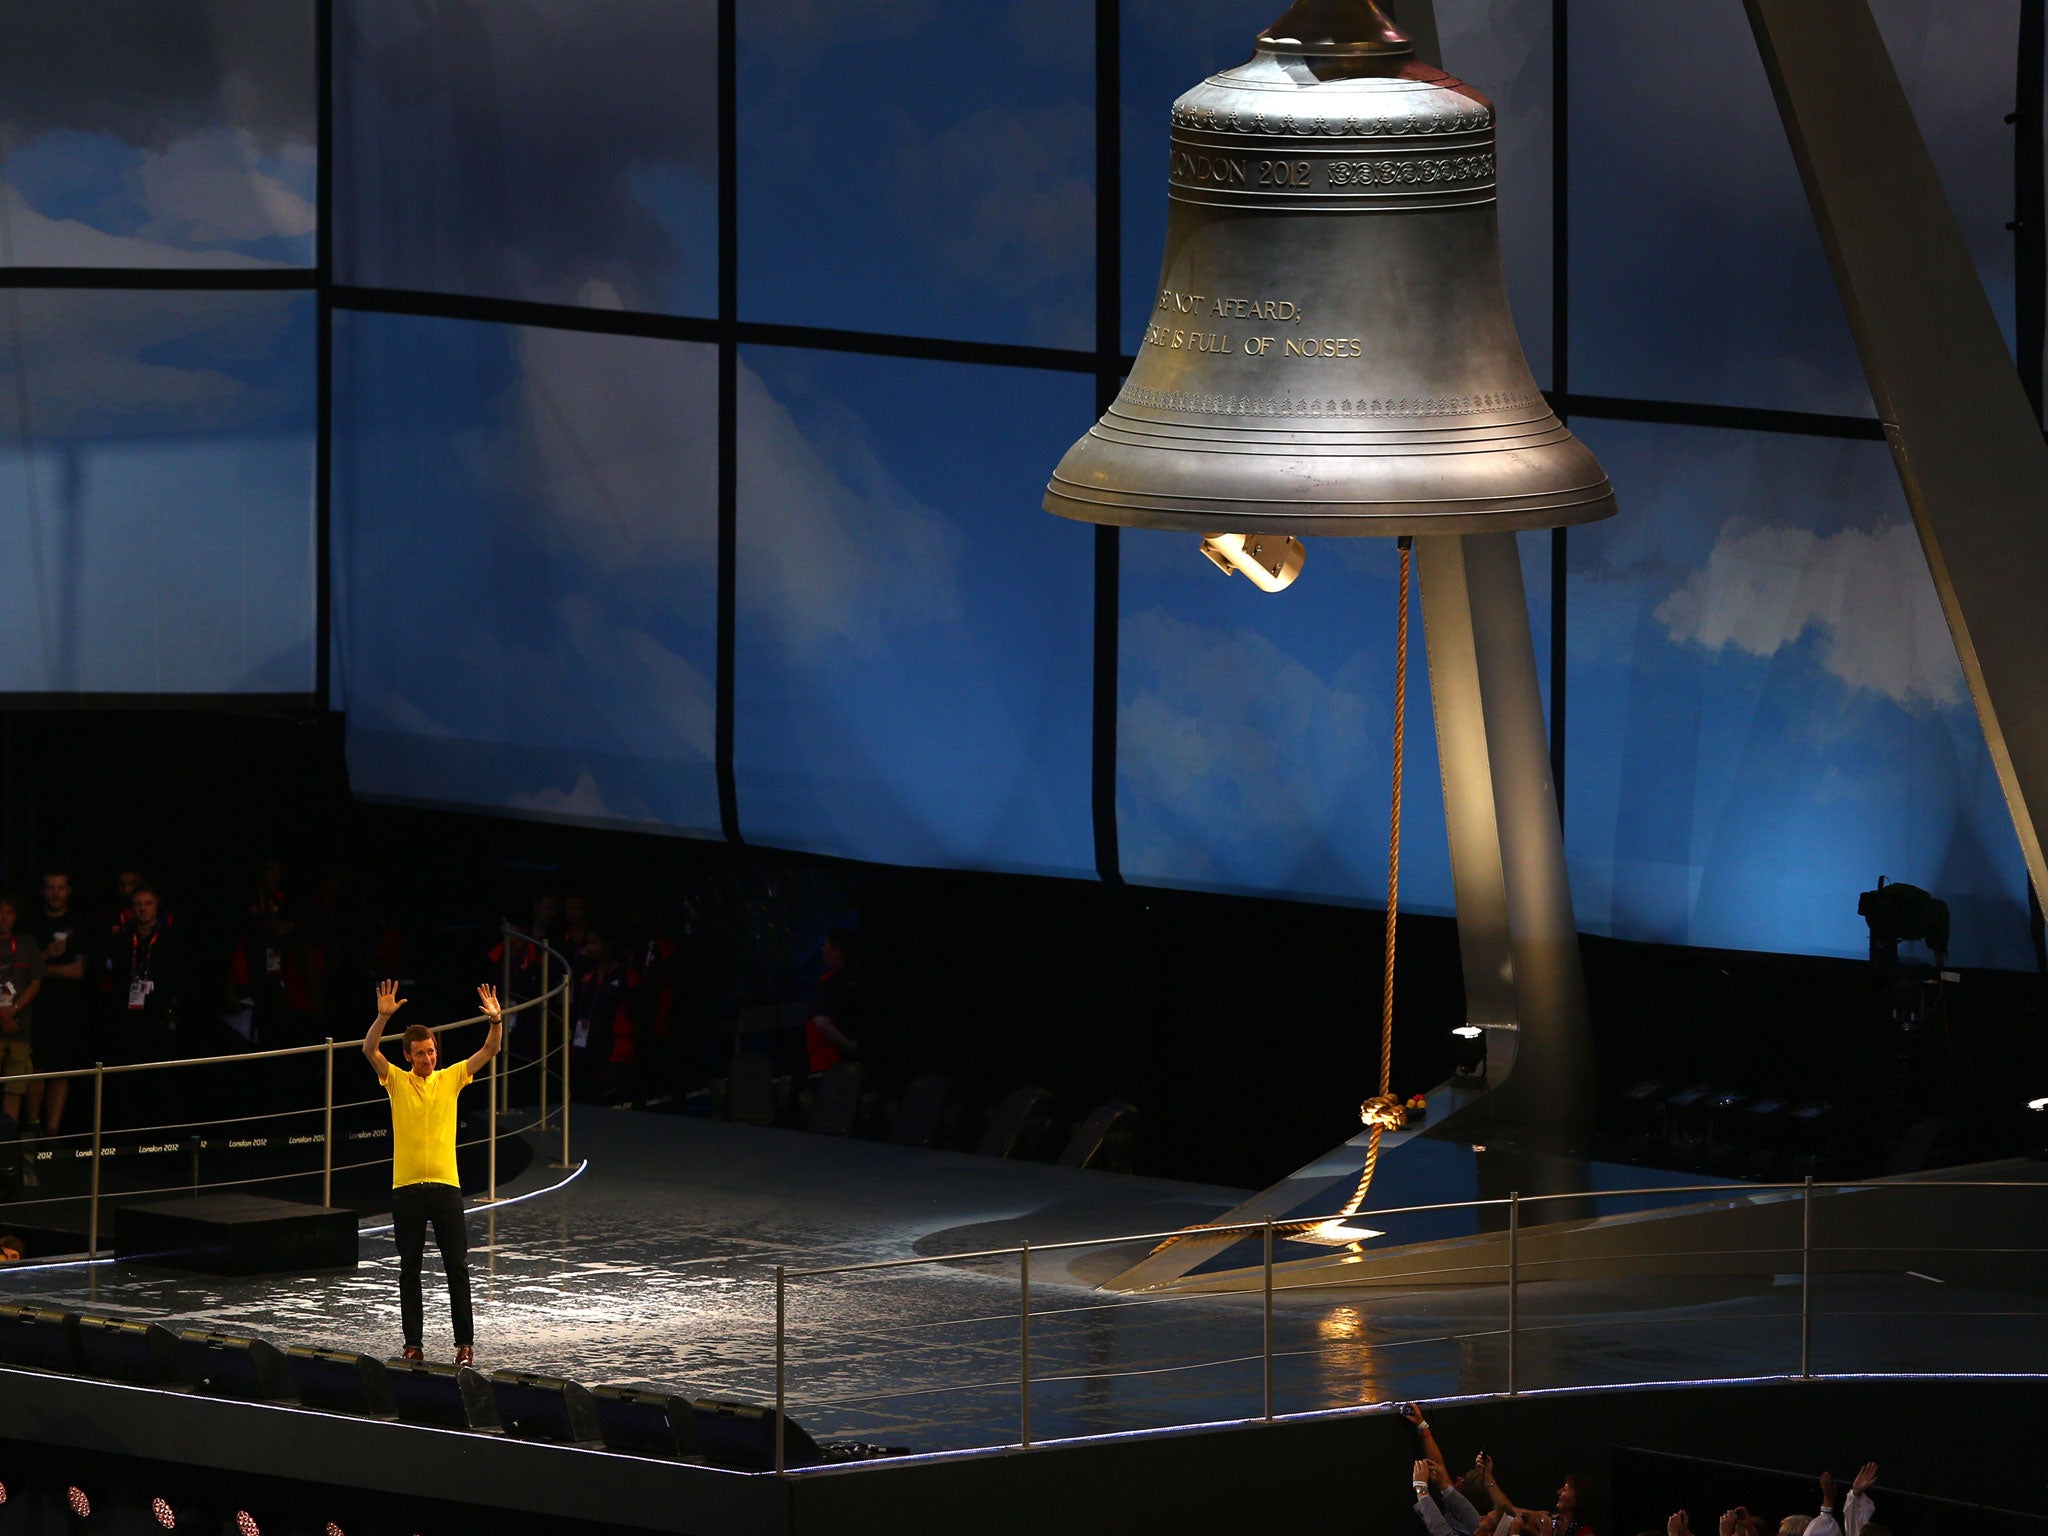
left=0, top=1109, right=2042, bottom=1455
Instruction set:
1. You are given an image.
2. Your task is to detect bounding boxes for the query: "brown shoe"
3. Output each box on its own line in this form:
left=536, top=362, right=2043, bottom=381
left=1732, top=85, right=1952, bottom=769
left=401, top=1345, right=424, bottom=1363
left=454, top=1344, right=475, bottom=1368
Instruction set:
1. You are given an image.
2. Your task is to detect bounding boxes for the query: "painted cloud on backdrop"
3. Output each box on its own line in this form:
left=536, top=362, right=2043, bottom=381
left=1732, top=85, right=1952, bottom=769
left=1118, top=607, right=1382, bottom=888
left=2, top=0, right=314, bottom=264
left=497, top=325, right=963, bottom=661
left=1655, top=519, right=1964, bottom=709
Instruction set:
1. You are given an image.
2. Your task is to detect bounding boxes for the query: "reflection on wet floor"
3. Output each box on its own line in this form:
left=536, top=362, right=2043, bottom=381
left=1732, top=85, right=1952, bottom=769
left=0, top=1110, right=2040, bottom=1454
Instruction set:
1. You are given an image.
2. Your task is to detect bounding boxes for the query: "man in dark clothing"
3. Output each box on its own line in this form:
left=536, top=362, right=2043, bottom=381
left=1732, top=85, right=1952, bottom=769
left=570, top=925, right=633, bottom=1101
left=20, top=871, right=89, bottom=1137
left=106, top=886, right=180, bottom=1065
left=0, top=897, right=47, bottom=1128
left=803, top=928, right=861, bottom=1076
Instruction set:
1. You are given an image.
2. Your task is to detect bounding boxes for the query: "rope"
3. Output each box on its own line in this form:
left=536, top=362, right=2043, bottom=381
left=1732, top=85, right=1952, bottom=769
left=1340, top=536, right=1413, bottom=1219
left=1151, top=540, right=1415, bottom=1253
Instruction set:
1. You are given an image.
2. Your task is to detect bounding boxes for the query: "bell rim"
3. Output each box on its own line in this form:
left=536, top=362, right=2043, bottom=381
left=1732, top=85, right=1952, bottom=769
left=1043, top=482, right=1617, bottom=538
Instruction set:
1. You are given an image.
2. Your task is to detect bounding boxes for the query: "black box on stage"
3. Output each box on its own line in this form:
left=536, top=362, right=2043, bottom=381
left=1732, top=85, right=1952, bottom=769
left=286, top=1346, right=395, bottom=1418
left=589, top=1385, right=699, bottom=1460
left=115, top=1194, right=357, bottom=1276
left=690, top=1397, right=823, bottom=1471
left=0, top=1305, right=80, bottom=1372
left=175, top=1330, right=295, bottom=1400
left=75, top=1316, right=181, bottom=1385
left=488, top=1370, right=603, bottom=1445
left=386, top=1359, right=499, bottom=1431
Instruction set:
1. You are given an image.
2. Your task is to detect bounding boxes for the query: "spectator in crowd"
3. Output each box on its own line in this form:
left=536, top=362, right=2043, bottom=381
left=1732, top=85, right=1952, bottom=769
left=1807, top=1465, right=1878, bottom=1536
left=227, top=856, right=315, bottom=1045
left=804, top=927, right=861, bottom=1076
left=0, top=896, right=47, bottom=1133
left=624, top=900, right=678, bottom=1099
left=570, top=924, right=633, bottom=1100
left=107, top=885, right=181, bottom=1064
left=1414, top=1457, right=1490, bottom=1536
left=94, top=867, right=162, bottom=1005
left=484, top=892, right=562, bottom=1086
left=21, top=870, right=88, bottom=1137
left=561, top=892, right=593, bottom=982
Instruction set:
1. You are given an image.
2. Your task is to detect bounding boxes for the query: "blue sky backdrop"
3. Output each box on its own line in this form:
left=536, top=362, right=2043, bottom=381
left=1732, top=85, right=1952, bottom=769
left=4, top=0, right=2038, bottom=966
left=0, top=290, right=315, bottom=692
left=735, top=348, right=1097, bottom=877
left=333, top=311, right=721, bottom=834
left=738, top=0, right=1097, bottom=349
left=335, top=0, right=716, bottom=315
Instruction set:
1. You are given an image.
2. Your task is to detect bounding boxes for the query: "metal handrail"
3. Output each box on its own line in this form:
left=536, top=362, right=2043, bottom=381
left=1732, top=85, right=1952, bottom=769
left=768, top=1171, right=2047, bottom=1469
left=783, top=1173, right=2045, bottom=1279
left=13, top=927, right=577, bottom=1256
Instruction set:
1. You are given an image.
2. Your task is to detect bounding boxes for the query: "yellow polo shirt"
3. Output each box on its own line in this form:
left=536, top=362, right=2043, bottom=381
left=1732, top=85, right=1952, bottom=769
left=383, top=1059, right=472, bottom=1188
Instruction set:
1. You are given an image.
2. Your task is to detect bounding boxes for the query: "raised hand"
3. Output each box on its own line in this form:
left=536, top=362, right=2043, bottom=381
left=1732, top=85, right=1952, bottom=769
left=1820, top=1471, right=1837, bottom=1509
left=1668, top=1512, right=1692, bottom=1536
left=1851, top=1463, right=1878, bottom=1495
left=375, top=979, right=406, bottom=1018
left=1719, top=1511, right=1740, bottom=1536
left=1414, top=1459, right=1432, bottom=1489
left=477, top=982, right=503, bottom=1022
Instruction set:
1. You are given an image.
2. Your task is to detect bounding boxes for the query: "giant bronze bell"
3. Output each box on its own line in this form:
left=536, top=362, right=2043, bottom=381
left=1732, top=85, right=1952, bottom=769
left=1046, top=0, right=1615, bottom=561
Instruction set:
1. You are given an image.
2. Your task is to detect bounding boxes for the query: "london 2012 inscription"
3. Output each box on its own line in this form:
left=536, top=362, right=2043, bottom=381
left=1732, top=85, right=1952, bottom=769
left=1170, top=149, right=1496, bottom=192
left=1146, top=288, right=1362, bottom=359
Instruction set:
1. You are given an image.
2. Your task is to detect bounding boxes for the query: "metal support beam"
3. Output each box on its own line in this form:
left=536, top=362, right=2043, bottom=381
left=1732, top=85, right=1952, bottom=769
left=1418, top=533, right=1595, bottom=1151
left=1748, top=0, right=2048, bottom=909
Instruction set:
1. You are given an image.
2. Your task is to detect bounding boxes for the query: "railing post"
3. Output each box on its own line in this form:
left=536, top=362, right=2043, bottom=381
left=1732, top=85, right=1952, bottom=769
left=1262, top=1217, right=1275, bottom=1422
left=88, top=1064, right=104, bottom=1260
left=1019, top=1241, right=1032, bottom=1448
left=538, top=947, right=551, bottom=1132
left=1800, top=1174, right=1814, bottom=1378
left=486, top=1044, right=498, bottom=1204
left=559, top=966, right=573, bottom=1167
left=774, top=1264, right=787, bottom=1475
left=1506, top=1190, right=1520, bottom=1396
left=322, top=1039, right=334, bottom=1207
left=499, top=923, right=514, bottom=1120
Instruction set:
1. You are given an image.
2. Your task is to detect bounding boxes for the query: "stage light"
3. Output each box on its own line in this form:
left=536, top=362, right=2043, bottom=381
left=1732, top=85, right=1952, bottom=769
left=233, top=1511, right=259, bottom=1536
left=1199, top=532, right=1305, bottom=593
left=66, top=1485, right=90, bottom=1518
left=1449, top=1025, right=1486, bottom=1080
left=2029, top=1096, right=2048, bottom=1160
left=324, top=1523, right=345, bottom=1536
left=150, top=1496, right=175, bottom=1528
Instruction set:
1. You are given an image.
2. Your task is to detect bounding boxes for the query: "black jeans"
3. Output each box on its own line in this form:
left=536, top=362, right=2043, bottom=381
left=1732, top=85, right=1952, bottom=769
left=392, top=1182, right=473, bottom=1348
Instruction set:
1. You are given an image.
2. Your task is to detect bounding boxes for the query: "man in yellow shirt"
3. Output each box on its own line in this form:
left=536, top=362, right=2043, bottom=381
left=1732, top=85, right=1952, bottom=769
left=363, top=978, right=503, bottom=1365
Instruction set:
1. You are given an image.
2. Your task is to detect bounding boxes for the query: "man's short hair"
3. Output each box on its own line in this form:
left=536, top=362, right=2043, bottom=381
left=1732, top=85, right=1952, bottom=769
left=401, top=1024, right=435, bottom=1048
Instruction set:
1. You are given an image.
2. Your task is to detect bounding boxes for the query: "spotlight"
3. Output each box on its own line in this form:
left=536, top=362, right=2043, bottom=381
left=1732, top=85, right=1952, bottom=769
left=66, top=1485, right=90, bottom=1518
left=150, top=1496, right=175, bottom=1529
left=1449, top=1024, right=1486, bottom=1081
left=1199, top=532, right=1305, bottom=592
left=2028, top=1096, right=2048, bottom=1161
left=233, top=1511, right=259, bottom=1536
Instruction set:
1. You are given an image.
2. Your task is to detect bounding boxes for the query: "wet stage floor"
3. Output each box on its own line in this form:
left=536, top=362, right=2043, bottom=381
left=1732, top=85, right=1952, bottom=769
left=0, top=1111, right=2041, bottom=1454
